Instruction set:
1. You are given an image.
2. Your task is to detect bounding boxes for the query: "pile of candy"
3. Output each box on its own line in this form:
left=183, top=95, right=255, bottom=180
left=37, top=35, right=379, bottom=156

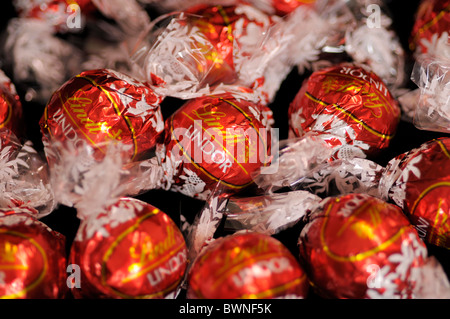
left=0, top=0, right=449, bottom=299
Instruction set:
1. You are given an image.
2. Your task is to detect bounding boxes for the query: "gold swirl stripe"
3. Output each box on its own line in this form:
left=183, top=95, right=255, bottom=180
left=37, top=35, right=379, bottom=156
left=305, top=92, right=395, bottom=140
left=101, top=209, right=162, bottom=298
left=319, top=201, right=410, bottom=262
left=323, top=72, right=396, bottom=111
left=410, top=182, right=450, bottom=216
left=0, top=93, right=12, bottom=129
left=437, top=139, right=450, bottom=160
left=218, top=96, right=269, bottom=154
left=100, top=208, right=188, bottom=299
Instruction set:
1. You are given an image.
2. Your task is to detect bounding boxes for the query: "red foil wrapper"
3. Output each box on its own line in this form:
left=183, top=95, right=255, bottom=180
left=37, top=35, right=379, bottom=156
left=298, top=193, right=428, bottom=299
left=69, top=197, right=188, bottom=299
left=382, top=137, right=450, bottom=250
left=187, top=232, right=309, bottom=299
left=269, top=0, right=316, bottom=16
left=0, top=207, right=67, bottom=299
left=288, top=63, right=401, bottom=159
left=410, top=0, right=450, bottom=55
left=0, top=70, right=23, bottom=138
left=40, top=68, right=164, bottom=164
left=158, top=94, right=273, bottom=200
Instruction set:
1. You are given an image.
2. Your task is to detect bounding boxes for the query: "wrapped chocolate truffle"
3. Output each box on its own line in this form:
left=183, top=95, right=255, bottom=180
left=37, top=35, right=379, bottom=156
left=40, top=68, right=165, bottom=208
left=380, top=137, right=450, bottom=250
left=187, top=231, right=309, bottom=299
left=131, top=3, right=287, bottom=104
left=41, top=68, right=164, bottom=162
left=288, top=63, right=401, bottom=159
left=157, top=93, right=275, bottom=200
left=69, top=197, right=188, bottom=299
left=0, top=206, right=67, bottom=299
left=298, top=193, right=450, bottom=299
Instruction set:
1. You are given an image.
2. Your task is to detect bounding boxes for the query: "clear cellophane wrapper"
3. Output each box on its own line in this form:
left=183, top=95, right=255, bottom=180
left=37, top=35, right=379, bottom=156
left=412, top=256, right=450, bottom=299
left=221, top=190, right=321, bottom=235
left=91, top=0, right=151, bottom=36
left=223, top=155, right=384, bottom=241
left=252, top=132, right=336, bottom=193
left=279, top=0, right=406, bottom=93
left=290, top=157, right=385, bottom=198
left=0, top=129, right=55, bottom=218
left=42, top=139, right=165, bottom=219
left=411, top=50, right=450, bottom=133
left=3, top=18, right=84, bottom=104
left=130, top=2, right=291, bottom=104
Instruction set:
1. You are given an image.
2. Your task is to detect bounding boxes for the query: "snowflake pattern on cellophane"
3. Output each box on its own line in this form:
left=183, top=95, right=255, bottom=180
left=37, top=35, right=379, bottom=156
left=75, top=198, right=145, bottom=241
left=293, top=158, right=385, bottom=199
left=134, top=4, right=284, bottom=103
left=0, top=136, right=54, bottom=216
left=412, top=50, right=450, bottom=132
left=223, top=190, right=322, bottom=236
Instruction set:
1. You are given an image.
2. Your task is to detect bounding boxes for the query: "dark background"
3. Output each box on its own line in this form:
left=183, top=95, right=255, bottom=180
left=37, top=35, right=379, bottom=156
left=0, top=0, right=449, bottom=300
